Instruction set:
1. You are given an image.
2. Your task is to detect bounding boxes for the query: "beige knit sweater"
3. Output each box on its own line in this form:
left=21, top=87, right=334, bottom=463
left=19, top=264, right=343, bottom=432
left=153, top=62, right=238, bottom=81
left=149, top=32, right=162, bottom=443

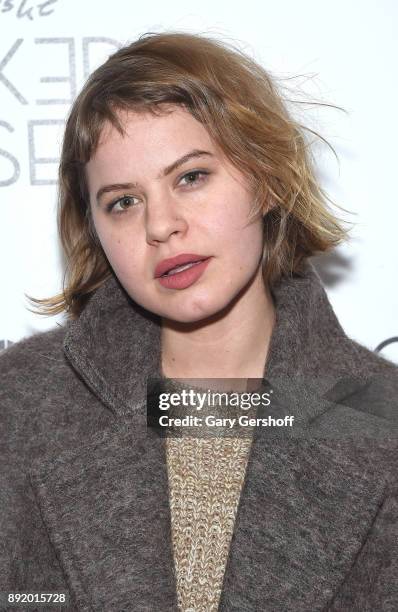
left=163, top=379, right=256, bottom=612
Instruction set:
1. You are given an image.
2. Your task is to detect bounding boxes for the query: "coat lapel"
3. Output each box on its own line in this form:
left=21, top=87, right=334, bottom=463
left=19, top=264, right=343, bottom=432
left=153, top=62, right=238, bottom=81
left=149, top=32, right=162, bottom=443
left=30, top=415, right=179, bottom=611
left=218, top=418, right=392, bottom=611
left=29, top=264, right=395, bottom=611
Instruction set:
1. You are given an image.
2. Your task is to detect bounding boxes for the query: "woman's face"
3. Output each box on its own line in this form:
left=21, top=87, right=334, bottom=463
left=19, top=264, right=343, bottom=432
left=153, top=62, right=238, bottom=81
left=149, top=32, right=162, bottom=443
left=86, top=104, right=266, bottom=323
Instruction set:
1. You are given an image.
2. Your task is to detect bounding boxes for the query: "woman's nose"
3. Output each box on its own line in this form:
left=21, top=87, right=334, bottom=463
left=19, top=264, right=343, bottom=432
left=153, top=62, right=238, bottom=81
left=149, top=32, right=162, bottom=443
left=145, top=194, right=188, bottom=244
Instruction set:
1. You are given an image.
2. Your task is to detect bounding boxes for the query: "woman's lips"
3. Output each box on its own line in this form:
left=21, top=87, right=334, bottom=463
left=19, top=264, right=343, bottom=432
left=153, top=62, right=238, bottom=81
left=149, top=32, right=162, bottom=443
left=154, top=253, right=209, bottom=277
left=156, top=257, right=212, bottom=290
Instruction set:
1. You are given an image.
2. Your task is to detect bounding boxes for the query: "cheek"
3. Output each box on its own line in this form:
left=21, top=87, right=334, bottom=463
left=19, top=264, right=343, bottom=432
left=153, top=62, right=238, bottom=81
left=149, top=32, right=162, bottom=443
left=240, top=228, right=264, bottom=269
left=93, top=220, right=141, bottom=271
left=224, top=215, right=264, bottom=262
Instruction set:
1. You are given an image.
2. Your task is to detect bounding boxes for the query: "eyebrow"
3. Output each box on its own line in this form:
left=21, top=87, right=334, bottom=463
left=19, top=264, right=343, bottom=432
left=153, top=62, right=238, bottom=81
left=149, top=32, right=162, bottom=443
left=95, top=149, right=214, bottom=204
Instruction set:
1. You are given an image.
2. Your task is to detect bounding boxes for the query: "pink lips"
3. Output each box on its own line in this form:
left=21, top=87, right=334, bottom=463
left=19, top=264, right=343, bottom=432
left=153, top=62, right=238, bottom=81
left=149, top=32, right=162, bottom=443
left=156, top=257, right=212, bottom=290
left=154, top=253, right=210, bottom=278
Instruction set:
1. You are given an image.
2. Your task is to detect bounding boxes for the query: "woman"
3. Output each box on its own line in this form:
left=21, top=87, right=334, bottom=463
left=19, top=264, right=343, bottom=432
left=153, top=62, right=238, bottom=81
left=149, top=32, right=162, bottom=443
left=1, top=31, right=397, bottom=612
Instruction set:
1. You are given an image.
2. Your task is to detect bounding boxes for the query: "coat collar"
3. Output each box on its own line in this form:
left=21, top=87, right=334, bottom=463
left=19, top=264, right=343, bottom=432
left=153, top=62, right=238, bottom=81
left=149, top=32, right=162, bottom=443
left=29, top=262, right=395, bottom=611
left=62, top=261, right=364, bottom=418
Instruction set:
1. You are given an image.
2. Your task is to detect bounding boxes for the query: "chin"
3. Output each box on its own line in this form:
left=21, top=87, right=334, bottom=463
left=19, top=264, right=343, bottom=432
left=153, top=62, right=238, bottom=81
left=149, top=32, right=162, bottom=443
left=160, top=305, right=216, bottom=325
left=132, top=283, right=238, bottom=324
left=163, top=293, right=236, bottom=326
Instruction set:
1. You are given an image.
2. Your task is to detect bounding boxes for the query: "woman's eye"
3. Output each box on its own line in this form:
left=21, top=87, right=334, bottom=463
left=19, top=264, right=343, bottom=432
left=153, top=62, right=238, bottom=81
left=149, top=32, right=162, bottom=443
left=179, top=170, right=209, bottom=187
left=108, top=195, right=136, bottom=213
left=106, top=171, right=209, bottom=214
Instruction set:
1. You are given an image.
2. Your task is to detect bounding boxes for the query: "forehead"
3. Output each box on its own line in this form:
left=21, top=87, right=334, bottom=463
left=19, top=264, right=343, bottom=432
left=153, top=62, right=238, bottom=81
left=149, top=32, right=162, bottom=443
left=85, top=103, right=249, bottom=195
left=95, top=104, right=215, bottom=154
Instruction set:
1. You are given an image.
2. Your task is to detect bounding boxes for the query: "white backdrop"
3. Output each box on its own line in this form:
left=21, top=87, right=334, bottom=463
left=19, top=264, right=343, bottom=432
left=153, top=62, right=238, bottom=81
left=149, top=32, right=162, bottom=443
left=0, top=0, right=397, bottom=363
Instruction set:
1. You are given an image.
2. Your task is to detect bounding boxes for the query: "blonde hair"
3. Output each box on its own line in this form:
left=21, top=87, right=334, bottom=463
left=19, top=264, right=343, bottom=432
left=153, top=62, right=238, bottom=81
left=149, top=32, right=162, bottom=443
left=28, top=30, right=349, bottom=320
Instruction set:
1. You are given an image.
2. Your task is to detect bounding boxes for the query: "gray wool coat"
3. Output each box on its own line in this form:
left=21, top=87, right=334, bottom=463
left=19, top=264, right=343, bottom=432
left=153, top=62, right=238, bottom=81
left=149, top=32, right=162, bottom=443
left=1, top=262, right=398, bottom=612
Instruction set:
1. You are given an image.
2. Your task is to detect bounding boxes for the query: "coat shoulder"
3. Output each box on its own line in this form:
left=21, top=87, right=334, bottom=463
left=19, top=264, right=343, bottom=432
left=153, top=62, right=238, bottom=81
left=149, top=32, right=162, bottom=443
left=0, top=324, right=67, bottom=373
left=0, top=322, right=109, bottom=459
left=348, top=336, right=398, bottom=375
left=327, top=335, right=398, bottom=425
left=0, top=323, right=119, bottom=525
left=0, top=325, right=69, bottom=403
left=0, top=325, right=68, bottom=436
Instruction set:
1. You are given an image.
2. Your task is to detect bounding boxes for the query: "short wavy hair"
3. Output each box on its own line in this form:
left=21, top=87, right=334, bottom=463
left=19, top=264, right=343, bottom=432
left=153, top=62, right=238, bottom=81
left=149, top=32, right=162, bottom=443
left=29, top=30, right=348, bottom=319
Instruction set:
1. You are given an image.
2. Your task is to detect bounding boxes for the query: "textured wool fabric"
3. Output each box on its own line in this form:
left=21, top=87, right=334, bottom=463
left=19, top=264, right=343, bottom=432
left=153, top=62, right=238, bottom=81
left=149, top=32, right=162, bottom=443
left=1, top=261, right=398, bottom=611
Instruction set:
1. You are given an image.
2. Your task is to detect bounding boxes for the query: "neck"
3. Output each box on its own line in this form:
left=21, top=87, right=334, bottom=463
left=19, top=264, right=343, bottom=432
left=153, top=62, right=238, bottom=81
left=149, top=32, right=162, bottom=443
left=160, top=267, right=276, bottom=380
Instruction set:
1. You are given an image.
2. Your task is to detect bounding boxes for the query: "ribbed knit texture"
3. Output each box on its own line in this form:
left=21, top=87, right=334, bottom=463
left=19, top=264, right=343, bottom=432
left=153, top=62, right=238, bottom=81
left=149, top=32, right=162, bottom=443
left=163, top=379, right=255, bottom=612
